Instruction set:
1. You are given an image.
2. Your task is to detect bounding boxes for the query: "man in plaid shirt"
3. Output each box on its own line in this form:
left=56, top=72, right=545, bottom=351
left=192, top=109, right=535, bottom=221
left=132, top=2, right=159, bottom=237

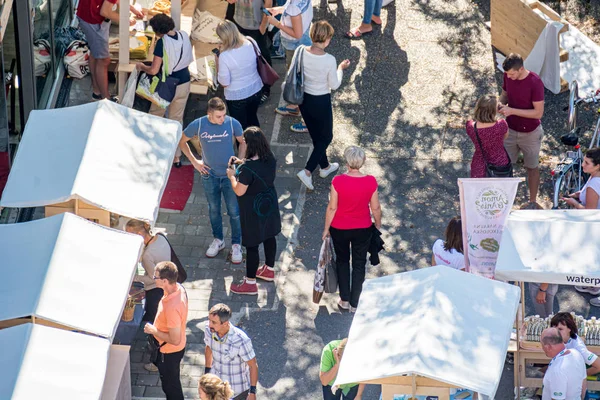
left=204, top=303, right=259, bottom=399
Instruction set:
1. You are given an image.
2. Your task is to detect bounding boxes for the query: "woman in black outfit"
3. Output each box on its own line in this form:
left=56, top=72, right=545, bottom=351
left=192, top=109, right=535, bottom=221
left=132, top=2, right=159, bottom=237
left=227, top=127, right=282, bottom=295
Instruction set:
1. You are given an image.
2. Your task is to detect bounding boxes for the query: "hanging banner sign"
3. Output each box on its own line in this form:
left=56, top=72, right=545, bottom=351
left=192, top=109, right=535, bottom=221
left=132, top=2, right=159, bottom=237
left=458, top=178, right=523, bottom=279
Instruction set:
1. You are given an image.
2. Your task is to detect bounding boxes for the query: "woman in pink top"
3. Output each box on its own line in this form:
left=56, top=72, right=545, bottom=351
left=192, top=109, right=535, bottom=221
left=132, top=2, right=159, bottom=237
left=322, top=146, right=382, bottom=312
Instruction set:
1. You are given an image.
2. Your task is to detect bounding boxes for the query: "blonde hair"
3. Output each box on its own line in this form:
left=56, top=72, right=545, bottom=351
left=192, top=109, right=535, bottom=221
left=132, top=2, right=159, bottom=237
left=336, top=338, right=349, bottom=359
left=216, top=20, right=245, bottom=52
left=344, top=146, right=366, bottom=170
left=473, top=95, right=498, bottom=123
left=310, top=20, right=335, bottom=44
left=125, top=219, right=151, bottom=235
left=198, top=374, right=234, bottom=400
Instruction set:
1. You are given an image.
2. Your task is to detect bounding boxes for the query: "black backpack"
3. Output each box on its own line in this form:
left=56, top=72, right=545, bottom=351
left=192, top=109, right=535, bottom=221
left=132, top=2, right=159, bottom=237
left=156, top=233, right=188, bottom=283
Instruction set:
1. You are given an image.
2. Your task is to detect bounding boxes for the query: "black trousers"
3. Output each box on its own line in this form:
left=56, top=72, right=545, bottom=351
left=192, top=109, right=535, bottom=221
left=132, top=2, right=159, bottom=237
left=299, top=93, right=333, bottom=172
left=225, top=2, right=235, bottom=21
left=143, top=287, right=163, bottom=322
left=236, top=24, right=272, bottom=95
left=246, top=236, right=277, bottom=278
left=227, top=90, right=262, bottom=130
left=154, top=348, right=185, bottom=400
left=322, top=385, right=359, bottom=400
left=330, top=227, right=372, bottom=308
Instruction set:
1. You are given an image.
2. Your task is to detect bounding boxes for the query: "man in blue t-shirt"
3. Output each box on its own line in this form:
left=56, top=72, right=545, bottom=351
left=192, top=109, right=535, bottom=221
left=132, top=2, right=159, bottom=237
left=179, top=97, right=246, bottom=263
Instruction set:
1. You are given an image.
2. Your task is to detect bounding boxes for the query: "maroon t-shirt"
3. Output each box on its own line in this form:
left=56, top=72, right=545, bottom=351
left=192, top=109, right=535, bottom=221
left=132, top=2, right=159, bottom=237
left=76, top=0, right=117, bottom=25
left=502, top=71, right=544, bottom=133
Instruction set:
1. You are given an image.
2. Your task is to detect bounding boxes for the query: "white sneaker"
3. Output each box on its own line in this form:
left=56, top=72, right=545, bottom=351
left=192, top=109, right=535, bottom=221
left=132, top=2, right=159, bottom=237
left=231, top=244, right=243, bottom=264
left=575, top=286, right=600, bottom=295
left=296, top=170, right=314, bottom=190
left=319, top=162, right=339, bottom=178
left=206, top=239, right=225, bottom=258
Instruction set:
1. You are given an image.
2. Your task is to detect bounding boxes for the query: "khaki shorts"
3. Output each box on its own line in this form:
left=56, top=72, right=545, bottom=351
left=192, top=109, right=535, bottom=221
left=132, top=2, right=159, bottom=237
left=504, top=125, right=544, bottom=169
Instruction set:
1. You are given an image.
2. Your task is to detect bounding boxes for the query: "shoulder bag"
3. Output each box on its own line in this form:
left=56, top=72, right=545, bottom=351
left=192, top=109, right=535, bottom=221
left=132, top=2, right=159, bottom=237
left=474, top=122, right=513, bottom=178
left=282, top=45, right=305, bottom=105
left=247, top=37, right=279, bottom=86
left=156, top=232, right=188, bottom=283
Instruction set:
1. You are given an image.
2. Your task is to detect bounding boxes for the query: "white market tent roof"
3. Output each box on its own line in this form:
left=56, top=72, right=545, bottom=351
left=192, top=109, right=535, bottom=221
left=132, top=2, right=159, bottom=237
left=0, top=212, right=143, bottom=338
left=0, top=323, right=111, bottom=400
left=334, top=266, right=520, bottom=398
left=495, top=210, right=600, bottom=286
left=0, top=100, right=182, bottom=223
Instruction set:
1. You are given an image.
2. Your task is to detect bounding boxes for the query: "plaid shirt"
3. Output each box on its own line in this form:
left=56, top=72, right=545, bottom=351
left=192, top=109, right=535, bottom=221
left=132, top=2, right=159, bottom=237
left=204, top=325, right=256, bottom=396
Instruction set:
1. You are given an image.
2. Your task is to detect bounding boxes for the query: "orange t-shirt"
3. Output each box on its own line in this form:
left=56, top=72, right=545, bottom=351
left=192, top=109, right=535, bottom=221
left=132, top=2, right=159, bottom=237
left=153, top=284, right=188, bottom=353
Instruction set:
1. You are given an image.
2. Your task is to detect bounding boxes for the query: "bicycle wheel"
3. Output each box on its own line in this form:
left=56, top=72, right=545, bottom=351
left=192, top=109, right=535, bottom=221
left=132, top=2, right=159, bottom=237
left=553, top=162, right=579, bottom=209
left=568, top=80, right=579, bottom=132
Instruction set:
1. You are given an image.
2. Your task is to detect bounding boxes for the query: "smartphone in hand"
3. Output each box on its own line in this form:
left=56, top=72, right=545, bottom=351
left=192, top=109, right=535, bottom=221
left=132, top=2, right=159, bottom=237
left=261, top=7, right=271, bottom=16
left=212, top=48, right=220, bottom=56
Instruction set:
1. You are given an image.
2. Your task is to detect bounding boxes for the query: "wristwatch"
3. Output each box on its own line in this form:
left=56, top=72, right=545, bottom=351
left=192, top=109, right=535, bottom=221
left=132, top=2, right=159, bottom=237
left=249, top=386, right=257, bottom=394
left=538, top=288, right=546, bottom=292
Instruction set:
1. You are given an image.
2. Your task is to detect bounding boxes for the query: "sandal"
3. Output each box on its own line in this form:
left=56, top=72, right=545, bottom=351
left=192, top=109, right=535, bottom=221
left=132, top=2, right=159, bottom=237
left=173, top=161, right=182, bottom=168
left=344, top=29, right=372, bottom=39
left=275, top=106, right=300, bottom=116
left=290, top=123, right=308, bottom=133
left=370, top=16, right=382, bottom=25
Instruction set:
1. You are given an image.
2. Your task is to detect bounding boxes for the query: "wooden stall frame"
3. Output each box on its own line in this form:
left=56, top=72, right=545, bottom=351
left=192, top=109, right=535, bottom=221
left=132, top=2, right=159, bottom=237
left=362, top=375, right=461, bottom=400
left=44, top=198, right=111, bottom=227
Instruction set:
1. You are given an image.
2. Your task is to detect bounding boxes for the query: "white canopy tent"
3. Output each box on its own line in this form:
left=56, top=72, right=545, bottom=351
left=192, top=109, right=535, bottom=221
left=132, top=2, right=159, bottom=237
left=0, top=100, right=182, bottom=224
left=495, top=209, right=600, bottom=286
left=333, top=266, right=521, bottom=399
left=0, top=213, right=143, bottom=339
left=1, top=323, right=112, bottom=400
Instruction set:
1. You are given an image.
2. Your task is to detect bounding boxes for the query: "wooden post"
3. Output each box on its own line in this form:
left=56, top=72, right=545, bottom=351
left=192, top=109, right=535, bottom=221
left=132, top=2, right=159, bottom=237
left=118, top=0, right=130, bottom=99
left=411, top=375, right=416, bottom=398
left=74, top=198, right=80, bottom=216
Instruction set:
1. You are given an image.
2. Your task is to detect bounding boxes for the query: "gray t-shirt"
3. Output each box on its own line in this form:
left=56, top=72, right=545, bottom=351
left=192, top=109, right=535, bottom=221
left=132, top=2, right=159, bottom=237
left=183, top=116, right=243, bottom=177
left=234, top=0, right=264, bottom=30
left=136, top=234, right=171, bottom=291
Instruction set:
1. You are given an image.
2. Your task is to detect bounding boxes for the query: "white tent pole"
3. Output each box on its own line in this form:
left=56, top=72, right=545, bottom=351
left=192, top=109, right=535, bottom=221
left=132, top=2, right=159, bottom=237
left=118, top=1, right=130, bottom=99
left=458, top=180, right=470, bottom=273
left=172, top=0, right=182, bottom=30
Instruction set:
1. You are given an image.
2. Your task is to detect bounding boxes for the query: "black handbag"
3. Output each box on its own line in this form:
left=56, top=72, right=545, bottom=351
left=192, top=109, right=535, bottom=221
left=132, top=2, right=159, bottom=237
left=147, top=335, right=165, bottom=363
left=156, top=233, right=188, bottom=283
left=474, top=122, right=513, bottom=178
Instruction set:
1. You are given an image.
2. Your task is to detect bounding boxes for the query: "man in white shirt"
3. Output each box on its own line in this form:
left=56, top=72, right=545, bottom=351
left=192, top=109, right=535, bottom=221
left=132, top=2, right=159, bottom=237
left=541, top=328, right=587, bottom=400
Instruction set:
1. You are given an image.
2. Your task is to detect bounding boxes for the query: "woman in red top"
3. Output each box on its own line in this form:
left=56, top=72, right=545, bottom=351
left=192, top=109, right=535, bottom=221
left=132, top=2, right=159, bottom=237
left=465, top=95, right=510, bottom=178
left=322, top=146, right=382, bottom=312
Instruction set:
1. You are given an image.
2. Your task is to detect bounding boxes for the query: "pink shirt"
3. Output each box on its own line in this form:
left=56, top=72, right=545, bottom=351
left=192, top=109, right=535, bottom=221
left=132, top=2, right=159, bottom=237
left=331, top=174, right=378, bottom=230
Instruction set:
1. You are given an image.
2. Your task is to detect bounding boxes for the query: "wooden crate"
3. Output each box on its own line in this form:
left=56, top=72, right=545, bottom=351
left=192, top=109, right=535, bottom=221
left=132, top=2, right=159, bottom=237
left=45, top=199, right=111, bottom=227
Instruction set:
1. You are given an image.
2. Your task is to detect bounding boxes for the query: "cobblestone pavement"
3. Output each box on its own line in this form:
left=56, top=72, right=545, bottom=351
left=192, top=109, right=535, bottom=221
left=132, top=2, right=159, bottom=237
left=64, top=0, right=600, bottom=398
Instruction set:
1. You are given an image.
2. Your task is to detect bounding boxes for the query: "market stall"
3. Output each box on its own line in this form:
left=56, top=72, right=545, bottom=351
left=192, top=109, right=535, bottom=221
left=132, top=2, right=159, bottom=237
left=1, top=323, right=131, bottom=400
left=333, top=266, right=521, bottom=400
left=495, top=209, right=600, bottom=395
left=0, top=212, right=143, bottom=339
left=0, top=100, right=182, bottom=225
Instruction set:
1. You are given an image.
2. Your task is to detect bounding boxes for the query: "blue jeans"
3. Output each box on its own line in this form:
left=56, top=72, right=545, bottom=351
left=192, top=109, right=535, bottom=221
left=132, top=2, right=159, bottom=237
left=201, top=172, right=241, bottom=245
left=362, top=0, right=382, bottom=24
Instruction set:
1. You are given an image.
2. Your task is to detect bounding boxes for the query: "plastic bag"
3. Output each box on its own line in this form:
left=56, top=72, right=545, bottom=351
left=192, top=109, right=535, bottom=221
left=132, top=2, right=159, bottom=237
left=191, top=10, right=222, bottom=43
left=33, top=39, right=51, bottom=77
left=135, top=72, right=171, bottom=109
left=64, top=40, right=90, bottom=79
left=312, top=237, right=337, bottom=303
left=121, top=69, right=139, bottom=108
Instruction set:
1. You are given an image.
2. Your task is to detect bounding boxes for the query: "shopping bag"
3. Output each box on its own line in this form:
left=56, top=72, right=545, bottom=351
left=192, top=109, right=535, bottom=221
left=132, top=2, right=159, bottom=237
left=33, top=39, right=51, bottom=77
left=121, top=69, right=139, bottom=108
left=191, top=10, right=222, bottom=43
left=312, top=237, right=337, bottom=303
left=282, top=46, right=305, bottom=105
left=64, top=40, right=90, bottom=79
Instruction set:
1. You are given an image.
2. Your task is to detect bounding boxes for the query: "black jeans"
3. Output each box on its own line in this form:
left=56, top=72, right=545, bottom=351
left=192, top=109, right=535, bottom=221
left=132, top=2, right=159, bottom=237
left=143, top=287, right=163, bottom=322
left=322, top=385, right=359, bottom=400
left=246, top=236, right=277, bottom=278
left=227, top=90, right=262, bottom=130
left=330, top=227, right=372, bottom=308
left=154, top=348, right=185, bottom=400
left=236, top=24, right=272, bottom=95
left=299, top=93, right=333, bottom=172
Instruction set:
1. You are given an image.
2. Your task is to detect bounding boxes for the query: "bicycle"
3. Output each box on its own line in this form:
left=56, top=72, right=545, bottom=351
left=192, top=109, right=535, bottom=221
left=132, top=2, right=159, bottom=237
left=551, top=81, right=600, bottom=208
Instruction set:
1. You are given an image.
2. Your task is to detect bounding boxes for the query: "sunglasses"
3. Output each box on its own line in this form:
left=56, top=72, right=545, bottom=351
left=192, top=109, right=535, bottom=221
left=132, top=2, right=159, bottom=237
left=153, top=276, right=162, bottom=280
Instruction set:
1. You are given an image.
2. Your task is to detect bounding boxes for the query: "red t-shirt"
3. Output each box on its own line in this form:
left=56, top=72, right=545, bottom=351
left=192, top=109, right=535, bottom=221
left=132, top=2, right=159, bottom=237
left=76, top=0, right=118, bottom=25
left=502, top=71, right=544, bottom=133
left=331, top=174, right=378, bottom=230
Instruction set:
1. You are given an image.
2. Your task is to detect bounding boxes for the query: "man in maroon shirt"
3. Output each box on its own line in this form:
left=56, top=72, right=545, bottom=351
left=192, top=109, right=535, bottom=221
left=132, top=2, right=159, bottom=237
left=498, top=53, right=545, bottom=204
left=76, top=0, right=142, bottom=101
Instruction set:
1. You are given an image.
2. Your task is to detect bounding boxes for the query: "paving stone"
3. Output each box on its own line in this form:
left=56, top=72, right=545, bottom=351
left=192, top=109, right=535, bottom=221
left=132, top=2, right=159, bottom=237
left=143, top=386, right=167, bottom=397
left=131, top=386, right=145, bottom=397
left=136, top=373, right=160, bottom=386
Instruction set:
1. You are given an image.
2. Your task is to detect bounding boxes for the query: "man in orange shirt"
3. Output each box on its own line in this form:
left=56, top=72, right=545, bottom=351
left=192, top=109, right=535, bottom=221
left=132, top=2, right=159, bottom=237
left=144, top=261, right=188, bottom=400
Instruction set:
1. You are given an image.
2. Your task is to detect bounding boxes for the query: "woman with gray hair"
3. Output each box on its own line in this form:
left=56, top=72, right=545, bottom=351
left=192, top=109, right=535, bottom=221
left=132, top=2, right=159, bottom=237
left=322, top=146, right=382, bottom=312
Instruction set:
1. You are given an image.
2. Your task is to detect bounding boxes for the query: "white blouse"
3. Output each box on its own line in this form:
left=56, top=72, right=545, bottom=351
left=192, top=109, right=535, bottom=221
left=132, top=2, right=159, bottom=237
left=218, top=39, right=263, bottom=101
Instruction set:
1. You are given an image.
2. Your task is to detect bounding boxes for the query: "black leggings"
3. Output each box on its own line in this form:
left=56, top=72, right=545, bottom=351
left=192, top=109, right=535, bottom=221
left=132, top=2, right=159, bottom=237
left=299, top=93, right=333, bottom=172
left=246, top=236, right=277, bottom=278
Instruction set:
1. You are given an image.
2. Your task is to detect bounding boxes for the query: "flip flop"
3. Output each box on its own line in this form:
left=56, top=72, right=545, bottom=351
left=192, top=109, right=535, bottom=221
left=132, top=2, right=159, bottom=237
left=362, top=15, right=382, bottom=25
left=344, top=29, right=372, bottom=39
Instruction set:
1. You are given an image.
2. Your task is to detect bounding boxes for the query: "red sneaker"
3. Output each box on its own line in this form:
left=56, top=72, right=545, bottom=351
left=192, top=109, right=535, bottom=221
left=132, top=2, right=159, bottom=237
left=230, top=278, right=258, bottom=295
left=256, top=265, right=275, bottom=282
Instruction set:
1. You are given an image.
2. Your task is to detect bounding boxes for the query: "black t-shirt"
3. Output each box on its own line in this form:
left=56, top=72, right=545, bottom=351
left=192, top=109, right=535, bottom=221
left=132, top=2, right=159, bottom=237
left=153, top=33, right=191, bottom=85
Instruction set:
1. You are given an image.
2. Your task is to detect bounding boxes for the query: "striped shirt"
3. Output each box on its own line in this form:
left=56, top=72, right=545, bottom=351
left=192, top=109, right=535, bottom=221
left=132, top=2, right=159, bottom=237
left=204, top=325, right=256, bottom=397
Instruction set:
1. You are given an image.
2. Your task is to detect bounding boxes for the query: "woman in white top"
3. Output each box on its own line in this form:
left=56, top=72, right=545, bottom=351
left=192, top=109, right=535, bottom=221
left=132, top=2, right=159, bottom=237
left=267, top=0, right=313, bottom=127
left=551, top=312, right=600, bottom=376
left=215, top=21, right=264, bottom=129
left=431, top=217, right=465, bottom=271
left=294, top=21, right=350, bottom=190
left=564, top=148, right=600, bottom=209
